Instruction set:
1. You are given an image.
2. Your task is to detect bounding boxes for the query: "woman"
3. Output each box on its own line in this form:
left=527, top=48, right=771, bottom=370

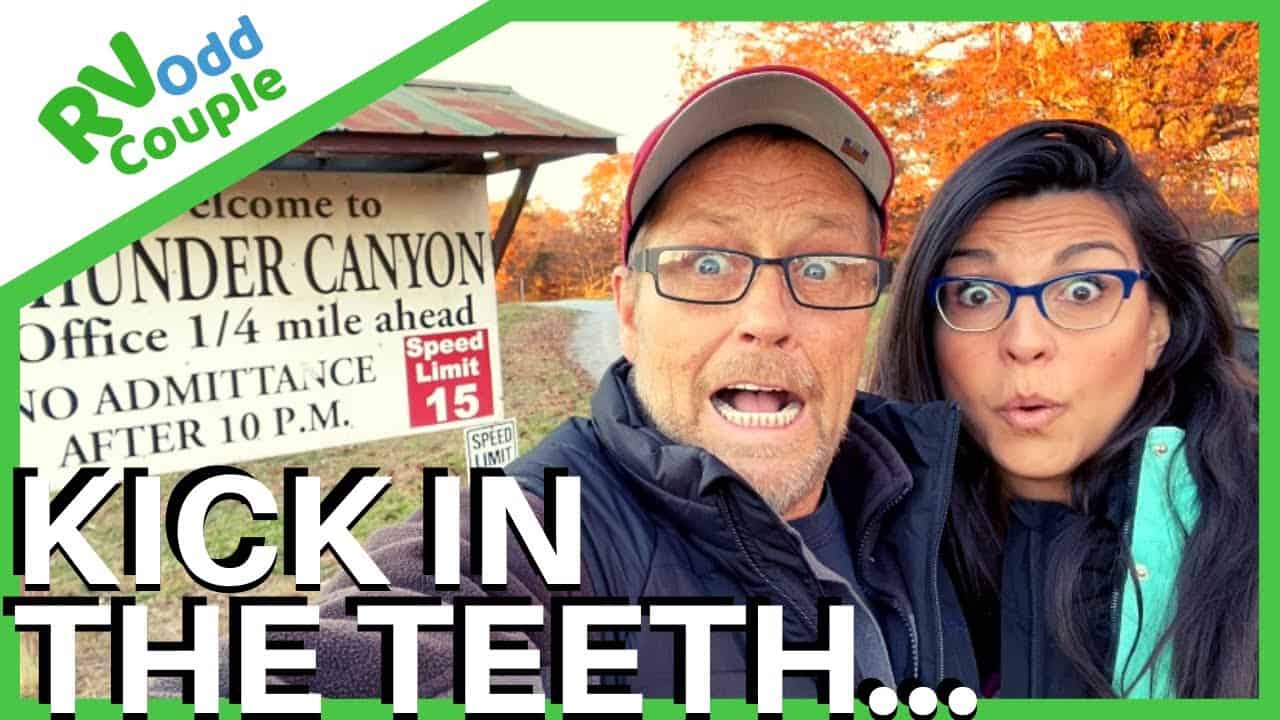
left=872, top=120, right=1257, bottom=697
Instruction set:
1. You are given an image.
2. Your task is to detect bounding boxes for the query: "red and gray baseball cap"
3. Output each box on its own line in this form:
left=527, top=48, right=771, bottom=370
left=621, top=64, right=896, bottom=260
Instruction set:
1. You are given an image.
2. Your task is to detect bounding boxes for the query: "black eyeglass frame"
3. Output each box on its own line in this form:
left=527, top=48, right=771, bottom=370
left=628, top=244, right=894, bottom=310
left=928, top=268, right=1153, bottom=332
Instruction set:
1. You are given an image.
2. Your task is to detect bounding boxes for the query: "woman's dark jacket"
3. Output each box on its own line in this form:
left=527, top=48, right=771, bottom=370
left=975, top=427, right=1198, bottom=698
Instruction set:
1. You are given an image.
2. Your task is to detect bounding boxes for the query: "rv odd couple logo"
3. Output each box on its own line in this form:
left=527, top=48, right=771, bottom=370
left=38, top=15, right=285, bottom=176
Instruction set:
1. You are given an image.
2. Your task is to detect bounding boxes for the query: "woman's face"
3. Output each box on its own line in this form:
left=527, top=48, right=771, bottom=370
left=932, top=191, right=1169, bottom=502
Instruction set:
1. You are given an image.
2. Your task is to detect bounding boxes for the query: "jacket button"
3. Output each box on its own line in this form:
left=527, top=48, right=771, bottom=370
left=1153, top=442, right=1168, bottom=456
left=1135, top=563, right=1150, bottom=581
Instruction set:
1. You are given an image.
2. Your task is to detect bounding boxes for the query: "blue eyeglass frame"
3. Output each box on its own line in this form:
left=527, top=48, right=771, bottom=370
left=927, top=268, right=1153, bottom=331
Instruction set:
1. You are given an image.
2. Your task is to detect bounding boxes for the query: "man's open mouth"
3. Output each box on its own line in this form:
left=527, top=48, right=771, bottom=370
left=711, top=383, right=803, bottom=428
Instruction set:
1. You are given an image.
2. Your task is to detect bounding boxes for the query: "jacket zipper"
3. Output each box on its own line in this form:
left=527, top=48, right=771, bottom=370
left=1029, top=527, right=1043, bottom=697
left=1108, top=522, right=1132, bottom=643
left=717, top=489, right=815, bottom=629
left=855, top=404, right=961, bottom=682
left=858, top=487, right=918, bottom=679
left=930, top=405, right=962, bottom=681
left=1108, top=444, right=1143, bottom=685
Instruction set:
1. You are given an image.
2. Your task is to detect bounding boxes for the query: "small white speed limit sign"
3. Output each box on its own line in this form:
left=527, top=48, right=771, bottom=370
left=464, top=418, right=519, bottom=473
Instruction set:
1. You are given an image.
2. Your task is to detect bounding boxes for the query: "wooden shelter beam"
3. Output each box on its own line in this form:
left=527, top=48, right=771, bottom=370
left=493, top=165, right=538, bottom=270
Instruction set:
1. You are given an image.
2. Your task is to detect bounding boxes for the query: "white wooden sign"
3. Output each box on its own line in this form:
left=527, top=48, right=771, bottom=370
left=19, top=171, right=505, bottom=474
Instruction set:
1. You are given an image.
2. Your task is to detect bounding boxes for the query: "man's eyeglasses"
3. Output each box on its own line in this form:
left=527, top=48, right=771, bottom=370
left=629, top=245, right=893, bottom=310
left=928, top=269, right=1152, bottom=332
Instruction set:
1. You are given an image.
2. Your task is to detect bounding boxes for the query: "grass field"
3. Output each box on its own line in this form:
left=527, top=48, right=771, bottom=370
left=25, top=303, right=596, bottom=698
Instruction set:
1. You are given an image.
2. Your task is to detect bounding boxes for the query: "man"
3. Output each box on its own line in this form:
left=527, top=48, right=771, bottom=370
left=296, top=65, right=975, bottom=699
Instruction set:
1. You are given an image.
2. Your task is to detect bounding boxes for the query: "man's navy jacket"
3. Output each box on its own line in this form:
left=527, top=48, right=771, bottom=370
left=222, top=359, right=978, bottom=700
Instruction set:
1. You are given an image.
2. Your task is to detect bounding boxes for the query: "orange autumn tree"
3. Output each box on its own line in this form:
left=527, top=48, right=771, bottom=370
left=492, top=155, right=634, bottom=301
left=491, top=198, right=574, bottom=301
left=566, top=153, right=635, bottom=298
left=680, top=22, right=1258, bottom=254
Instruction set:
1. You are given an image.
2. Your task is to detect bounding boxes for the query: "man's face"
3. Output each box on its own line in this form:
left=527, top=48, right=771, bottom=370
left=613, top=135, right=878, bottom=519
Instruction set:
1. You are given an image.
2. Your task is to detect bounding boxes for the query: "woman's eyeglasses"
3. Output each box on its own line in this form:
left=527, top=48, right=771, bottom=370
left=928, top=269, right=1152, bottom=332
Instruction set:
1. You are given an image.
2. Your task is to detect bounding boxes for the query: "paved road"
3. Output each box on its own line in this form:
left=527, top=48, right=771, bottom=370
left=542, top=299, right=621, bottom=383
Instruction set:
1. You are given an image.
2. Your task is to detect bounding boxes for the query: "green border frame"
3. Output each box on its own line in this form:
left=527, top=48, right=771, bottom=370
left=1, top=1, right=1268, bottom=717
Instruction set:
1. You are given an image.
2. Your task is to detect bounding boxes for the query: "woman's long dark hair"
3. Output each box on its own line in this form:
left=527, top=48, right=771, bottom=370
left=871, top=120, right=1258, bottom=697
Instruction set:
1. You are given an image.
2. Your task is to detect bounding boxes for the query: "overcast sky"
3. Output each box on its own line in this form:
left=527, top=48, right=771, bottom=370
left=422, top=22, right=718, bottom=210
